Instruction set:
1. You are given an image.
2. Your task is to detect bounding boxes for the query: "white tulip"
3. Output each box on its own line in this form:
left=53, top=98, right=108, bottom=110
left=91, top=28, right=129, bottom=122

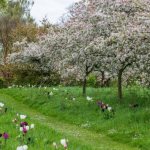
left=30, top=124, right=35, bottom=129
left=16, top=145, right=28, bottom=150
left=49, top=91, right=53, bottom=96
left=23, top=145, right=28, bottom=150
left=107, top=107, right=112, bottom=112
left=20, top=127, right=23, bottom=132
left=60, top=139, right=68, bottom=148
left=86, top=96, right=93, bottom=101
left=0, top=102, right=4, bottom=107
left=26, top=126, right=30, bottom=131
left=20, top=115, right=27, bottom=119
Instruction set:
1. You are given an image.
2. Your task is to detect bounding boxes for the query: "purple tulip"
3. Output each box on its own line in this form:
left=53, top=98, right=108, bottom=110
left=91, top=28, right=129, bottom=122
left=23, top=127, right=27, bottom=134
left=3, top=133, right=9, bottom=139
left=20, top=122, right=28, bottom=127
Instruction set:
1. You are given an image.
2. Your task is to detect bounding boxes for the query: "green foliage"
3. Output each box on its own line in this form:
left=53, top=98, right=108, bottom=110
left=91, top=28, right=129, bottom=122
left=87, top=74, right=97, bottom=87
left=103, top=110, right=115, bottom=120
left=0, top=0, right=6, bottom=9
left=109, top=79, right=118, bottom=87
left=13, top=68, right=60, bottom=86
left=0, top=77, right=6, bottom=88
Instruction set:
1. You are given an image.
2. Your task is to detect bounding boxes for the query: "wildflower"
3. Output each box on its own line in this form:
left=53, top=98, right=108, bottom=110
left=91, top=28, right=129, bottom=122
left=60, top=139, right=68, bottom=149
left=86, top=96, right=93, bottom=101
left=3, top=133, right=9, bottom=139
left=0, top=102, right=4, bottom=107
left=20, top=115, right=27, bottom=120
left=30, top=124, right=34, bottom=129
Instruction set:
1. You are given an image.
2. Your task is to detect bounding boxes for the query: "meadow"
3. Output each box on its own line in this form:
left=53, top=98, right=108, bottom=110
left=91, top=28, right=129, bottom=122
left=0, top=86, right=150, bottom=150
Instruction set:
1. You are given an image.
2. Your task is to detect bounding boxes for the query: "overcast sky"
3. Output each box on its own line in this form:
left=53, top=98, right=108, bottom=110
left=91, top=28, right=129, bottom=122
left=31, top=0, right=81, bottom=24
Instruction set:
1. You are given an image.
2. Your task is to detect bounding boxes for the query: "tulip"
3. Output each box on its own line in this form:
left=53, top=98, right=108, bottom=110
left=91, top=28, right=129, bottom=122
left=20, top=115, right=27, bottom=120
left=0, top=102, right=4, bottom=107
left=30, top=124, right=34, bottom=129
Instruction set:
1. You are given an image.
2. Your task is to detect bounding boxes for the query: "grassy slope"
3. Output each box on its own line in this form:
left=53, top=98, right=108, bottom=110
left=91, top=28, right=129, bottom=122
left=0, top=93, right=137, bottom=150
left=0, top=86, right=150, bottom=149
left=0, top=95, right=93, bottom=150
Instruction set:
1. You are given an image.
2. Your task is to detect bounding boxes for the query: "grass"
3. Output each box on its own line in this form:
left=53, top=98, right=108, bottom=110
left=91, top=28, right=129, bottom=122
left=0, top=97, right=93, bottom=150
left=0, top=86, right=150, bottom=149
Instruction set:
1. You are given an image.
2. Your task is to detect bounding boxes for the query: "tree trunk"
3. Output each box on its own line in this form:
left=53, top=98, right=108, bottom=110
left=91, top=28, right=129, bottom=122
left=83, top=75, right=87, bottom=96
left=118, top=70, right=123, bottom=100
left=101, top=71, right=105, bottom=87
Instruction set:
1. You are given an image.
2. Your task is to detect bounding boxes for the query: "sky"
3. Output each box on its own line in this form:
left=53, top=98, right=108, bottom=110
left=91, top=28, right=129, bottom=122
left=31, top=0, right=81, bottom=24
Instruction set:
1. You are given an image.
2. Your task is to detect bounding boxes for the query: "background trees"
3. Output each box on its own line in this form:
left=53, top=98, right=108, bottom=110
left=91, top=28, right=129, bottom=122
left=3, top=0, right=150, bottom=100
left=0, top=0, right=34, bottom=64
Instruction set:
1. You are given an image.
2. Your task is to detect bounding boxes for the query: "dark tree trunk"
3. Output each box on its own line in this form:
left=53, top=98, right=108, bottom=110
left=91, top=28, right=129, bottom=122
left=101, top=71, right=105, bottom=87
left=118, top=70, right=123, bottom=100
left=83, top=75, right=87, bottom=96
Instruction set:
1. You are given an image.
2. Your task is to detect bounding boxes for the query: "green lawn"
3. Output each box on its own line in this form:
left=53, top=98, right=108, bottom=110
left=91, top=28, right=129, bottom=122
left=0, top=86, right=150, bottom=149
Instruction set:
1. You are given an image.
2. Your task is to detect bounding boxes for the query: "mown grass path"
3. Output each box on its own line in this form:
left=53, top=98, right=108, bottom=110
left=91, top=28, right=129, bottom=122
left=0, top=93, right=140, bottom=150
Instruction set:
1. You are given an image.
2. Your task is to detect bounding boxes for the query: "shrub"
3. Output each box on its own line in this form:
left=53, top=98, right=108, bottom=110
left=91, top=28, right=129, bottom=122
left=0, top=77, right=6, bottom=88
left=87, top=74, right=97, bottom=87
